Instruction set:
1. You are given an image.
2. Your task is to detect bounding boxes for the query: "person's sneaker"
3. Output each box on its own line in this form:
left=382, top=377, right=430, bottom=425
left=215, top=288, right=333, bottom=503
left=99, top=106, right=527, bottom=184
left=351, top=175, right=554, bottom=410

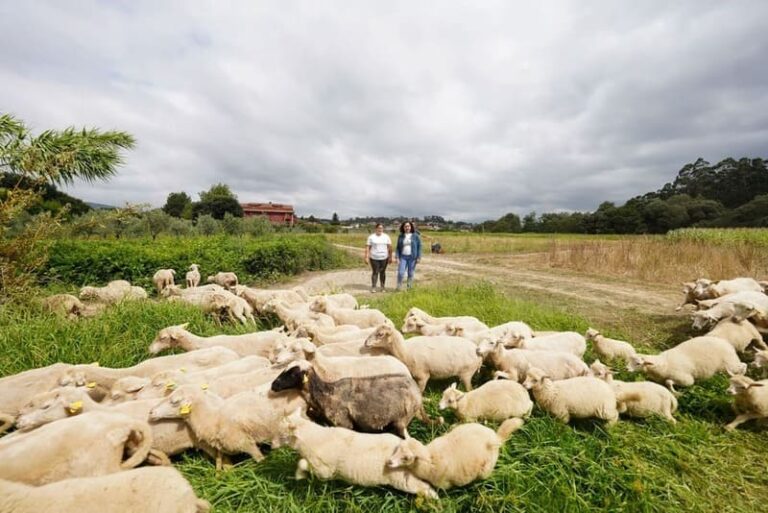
left=370, top=287, right=377, bottom=293
left=379, top=287, right=386, bottom=293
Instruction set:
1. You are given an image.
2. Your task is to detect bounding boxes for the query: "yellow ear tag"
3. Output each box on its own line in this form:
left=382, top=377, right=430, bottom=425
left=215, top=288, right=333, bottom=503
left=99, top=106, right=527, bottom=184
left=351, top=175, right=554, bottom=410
left=165, top=381, right=176, bottom=391
left=86, top=382, right=97, bottom=389
left=90, top=362, right=100, bottom=367
left=179, top=367, right=187, bottom=373
left=302, top=374, right=309, bottom=385
left=179, top=404, right=192, bottom=415
left=200, top=383, right=209, bottom=390
left=68, top=401, right=83, bottom=413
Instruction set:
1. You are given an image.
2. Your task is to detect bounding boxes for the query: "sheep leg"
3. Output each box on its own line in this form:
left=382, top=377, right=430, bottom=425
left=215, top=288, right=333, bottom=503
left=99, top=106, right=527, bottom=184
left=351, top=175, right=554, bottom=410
left=394, top=474, right=439, bottom=499
left=295, top=458, right=310, bottom=480
left=0, top=413, right=14, bottom=434
left=147, top=449, right=172, bottom=466
left=245, top=443, right=265, bottom=462
left=725, top=413, right=763, bottom=431
left=460, top=372, right=474, bottom=391
left=665, top=380, right=681, bottom=396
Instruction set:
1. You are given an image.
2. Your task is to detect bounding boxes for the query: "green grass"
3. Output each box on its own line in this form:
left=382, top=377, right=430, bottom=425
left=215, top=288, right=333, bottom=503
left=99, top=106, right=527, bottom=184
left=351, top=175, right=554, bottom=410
left=2, top=283, right=767, bottom=512
left=667, top=227, right=768, bottom=247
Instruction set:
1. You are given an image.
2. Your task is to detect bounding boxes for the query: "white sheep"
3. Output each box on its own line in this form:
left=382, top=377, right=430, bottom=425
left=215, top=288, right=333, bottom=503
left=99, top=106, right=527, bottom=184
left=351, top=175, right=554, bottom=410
left=296, top=324, right=375, bottom=345
left=263, top=299, right=335, bottom=330
left=522, top=367, right=630, bottom=425
left=186, top=264, right=201, bottom=288
left=589, top=360, right=678, bottom=423
left=0, top=411, right=154, bottom=485
left=385, top=418, right=524, bottom=490
left=149, top=383, right=306, bottom=469
left=233, top=285, right=306, bottom=313
left=0, top=467, right=210, bottom=513
left=693, top=291, right=768, bottom=330
left=705, top=277, right=764, bottom=298
left=452, top=321, right=535, bottom=344
left=152, top=269, right=176, bottom=293
left=504, top=331, right=587, bottom=358
left=79, top=281, right=142, bottom=304
left=310, top=296, right=391, bottom=329
left=476, top=339, right=589, bottom=382
left=438, top=380, right=532, bottom=422
left=627, top=336, right=746, bottom=392
left=402, top=307, right=489, bottom=334
left=0, top=363, right=74, bottom=433
left=211, top=291, right=256, bottom=324
left=148, top=322, right=286, bottom=357
left=364, top=324, right=482, bottom=391
left=585, top=328, right=637, bottom=361
left=691, top=302, right=740, bottom=330
left=725, top=374, right=768, bottom=431
left=274, top=409, right=438, bottom=498
left=206, top=271, right=239, bottom=289
left=40, top=294, right=84, bottom=320
left=705, top=317, right=767, bottom=353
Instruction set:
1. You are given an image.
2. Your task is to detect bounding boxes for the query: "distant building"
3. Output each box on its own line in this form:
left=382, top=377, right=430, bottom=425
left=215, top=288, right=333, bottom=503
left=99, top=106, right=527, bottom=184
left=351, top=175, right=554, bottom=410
left=240, top=202, right=296, bottom=226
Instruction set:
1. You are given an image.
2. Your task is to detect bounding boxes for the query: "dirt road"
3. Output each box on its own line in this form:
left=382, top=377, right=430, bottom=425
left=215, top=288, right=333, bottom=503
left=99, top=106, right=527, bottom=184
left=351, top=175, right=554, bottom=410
left=284, top=244, right=681, bottom=316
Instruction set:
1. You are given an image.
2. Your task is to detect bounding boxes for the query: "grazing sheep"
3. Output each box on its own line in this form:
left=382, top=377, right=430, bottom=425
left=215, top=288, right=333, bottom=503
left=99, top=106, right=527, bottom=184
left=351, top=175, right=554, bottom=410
left=152, top=269, right=176, bottom=293
left=504, top=331, right=587, bottom=358
left=211, top=291, right=256, bottom=324
left=149, top=383, right=306, bottom=468
left=274, top=409, right=438, bottom=498
left=589, top=360, right=678, bottom=423
left=315, top=339, right=388, bottom=358
left=271, top=364, right=436, bottom=437
left=452, top=321, right=535, bottom=344
left=476, top=339, right=589, bottom=382
left=79, top=281, right=143, bottom=304
left=364, top=324, right=482, bottom=391
left=705, top=317, right=767, bottom=353
left=162, top=284, right=224, bottom=298
left=523, top=367, right=631, bottom=425
left=693, top=291, right=768, bottom=330
left=263, top=299, right=335, bottom=331
left=0, top=363, right=74, bottom=433
left=40, top=294, right=84, bottom=320
left=186, top=264, right=201, bottom=288
left=627, top=336, right=746, bottom=392
left=206, top=271, right=239, bottom=289
left=585, top=328, right=637, bottom=361
left=233, top=285, right=306, bottom=313
left=691, top=302, right=740, bottom=330
left=385, top=418, right=524, bottom=490
left=0, top=411, right=154, bottom=485
left=0, top=467, right=210, bottom=513
left=15, top=387, right=196, bottom=458
left=310, top=296, right=391, bottom=329
left=296, top=324, right=375, bottom=345
left=725, top=374, right=768, bottom=431
left=149, top=323, right=286, bottom=357
left=402, top=307, right=489, bottom=334
left=438, top=380, right=533, bottom=422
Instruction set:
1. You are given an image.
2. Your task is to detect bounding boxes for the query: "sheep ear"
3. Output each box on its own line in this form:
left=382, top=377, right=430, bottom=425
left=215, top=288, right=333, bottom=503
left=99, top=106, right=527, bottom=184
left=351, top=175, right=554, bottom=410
left=179, top=322, right=189, bottom=330
left=300, top=340, right=316, bottom=354
left=450, top=382, right=458, bottom=390
left=642, top=361, right=654, bottom=367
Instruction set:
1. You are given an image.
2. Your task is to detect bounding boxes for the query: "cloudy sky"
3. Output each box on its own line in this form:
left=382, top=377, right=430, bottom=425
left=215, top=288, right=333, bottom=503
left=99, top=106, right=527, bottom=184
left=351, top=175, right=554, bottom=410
left=1, top=1, right=767, bottom=221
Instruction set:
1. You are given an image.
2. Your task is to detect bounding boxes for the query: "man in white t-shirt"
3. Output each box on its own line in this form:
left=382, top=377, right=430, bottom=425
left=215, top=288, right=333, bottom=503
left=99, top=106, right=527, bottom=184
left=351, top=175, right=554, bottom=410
left=364, top=223, right=393, bottom=292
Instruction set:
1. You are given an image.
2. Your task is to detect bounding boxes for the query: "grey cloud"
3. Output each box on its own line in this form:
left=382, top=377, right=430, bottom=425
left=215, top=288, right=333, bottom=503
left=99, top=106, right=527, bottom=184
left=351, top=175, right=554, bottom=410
left=0, top=0, right=766, bottom=221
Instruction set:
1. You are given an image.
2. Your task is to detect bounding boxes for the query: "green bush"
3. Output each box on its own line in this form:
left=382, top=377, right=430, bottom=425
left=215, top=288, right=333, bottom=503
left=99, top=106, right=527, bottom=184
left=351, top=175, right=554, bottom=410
left=42, top=235, right=352, bottom=287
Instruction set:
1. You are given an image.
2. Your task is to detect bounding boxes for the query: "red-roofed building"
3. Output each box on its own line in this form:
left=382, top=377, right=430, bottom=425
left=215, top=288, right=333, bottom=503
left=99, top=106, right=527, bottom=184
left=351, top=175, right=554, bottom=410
left=240, top=202, right=296, bottom=226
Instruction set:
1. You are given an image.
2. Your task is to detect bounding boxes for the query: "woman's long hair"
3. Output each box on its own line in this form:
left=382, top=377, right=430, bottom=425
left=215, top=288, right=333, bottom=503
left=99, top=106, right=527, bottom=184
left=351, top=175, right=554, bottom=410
left=399, top=221, right=416, bottom=234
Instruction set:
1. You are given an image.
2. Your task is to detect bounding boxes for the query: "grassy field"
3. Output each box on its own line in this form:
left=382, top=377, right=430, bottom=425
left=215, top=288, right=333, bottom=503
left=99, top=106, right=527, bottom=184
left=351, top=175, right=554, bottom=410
left=2, top=283, right=767, bottom=512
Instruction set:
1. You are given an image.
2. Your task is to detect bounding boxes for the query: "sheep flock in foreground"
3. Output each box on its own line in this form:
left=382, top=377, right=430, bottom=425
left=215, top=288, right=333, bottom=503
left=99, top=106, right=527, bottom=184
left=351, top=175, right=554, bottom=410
left=4, top=269, right=768, bottom=505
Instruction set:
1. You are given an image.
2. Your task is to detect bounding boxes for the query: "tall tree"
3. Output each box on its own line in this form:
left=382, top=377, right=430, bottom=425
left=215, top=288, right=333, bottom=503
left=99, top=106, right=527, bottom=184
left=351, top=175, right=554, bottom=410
left=162, top=192, right=191, bottom=218
left=192, top=183, right=243, bottom=219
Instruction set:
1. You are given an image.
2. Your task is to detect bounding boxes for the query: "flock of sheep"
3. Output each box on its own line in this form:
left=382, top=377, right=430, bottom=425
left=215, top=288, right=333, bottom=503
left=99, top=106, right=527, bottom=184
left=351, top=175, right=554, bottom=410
left=4, top=269, right=768, bottom=511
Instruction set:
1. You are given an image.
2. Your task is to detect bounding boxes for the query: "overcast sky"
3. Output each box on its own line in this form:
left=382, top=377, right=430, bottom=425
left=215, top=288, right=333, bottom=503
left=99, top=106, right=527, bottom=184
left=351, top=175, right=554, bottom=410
left=1, top=1, right=767, bottom=221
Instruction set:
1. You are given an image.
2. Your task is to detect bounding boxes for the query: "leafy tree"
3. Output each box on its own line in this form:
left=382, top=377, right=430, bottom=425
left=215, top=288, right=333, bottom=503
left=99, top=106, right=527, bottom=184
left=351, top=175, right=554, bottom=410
left=162, top=192, right=191, bottom=218
left=199, top=183, right=236, bottom=203
left=167, top=217, right=194, bottom=236
left=221, top=212, right=243, bottom=236
left=331, top=212, right=340, bottom=225
left=191, top=183, right=243, bottom=220
left=522, top=211, right=539, bottom=232
left=196, top=214, right=221, bottom=235
left=243, top=215, right=273, bottom=236
left=144, top=209, right=173, bottom=240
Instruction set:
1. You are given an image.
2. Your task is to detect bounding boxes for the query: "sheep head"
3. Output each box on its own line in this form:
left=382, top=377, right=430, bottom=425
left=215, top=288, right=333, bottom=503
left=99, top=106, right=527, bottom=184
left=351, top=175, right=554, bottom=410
left=691, top=310, right=717, bottom=331
left=149, top=323, right=189, bottom=354
left=271, top=365, right=309, bottom=392
left=272, top=338, right=316, bottom=365
left=475, top=338, right=498, bottom=358
left=400, top=316, right=424, bottom=334
left=626, top=354, right=657, bottom=373
left=727, top=374, right=762, bottom=395
left=386, top=438, right=423, bottom=469
left=522, top=367, right=549, bottom=390
left=585, top=328, right=599, bottom=341
left=589, top=359, right=612, bottom=380
left=149, top=385, right=201, bottom=421
left=78, top=287, right=98, bottom=300
left=438, top=383, right=463, bottom=410
left=109, top=376, right=150, bottom=403
left=364, top=324, right=396, bottom=349
left=189, top=264, right=199, bottom=271
left=752, top=350, right=768, bottom=369
left=309, top=297, right=327, bottom=313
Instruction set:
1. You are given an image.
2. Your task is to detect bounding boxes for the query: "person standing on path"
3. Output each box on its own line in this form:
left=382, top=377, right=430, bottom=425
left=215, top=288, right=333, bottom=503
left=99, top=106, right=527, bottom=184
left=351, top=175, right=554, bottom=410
left=395, top=221, right=421, bottom=291
left=365, top=223, right=393, bottom=292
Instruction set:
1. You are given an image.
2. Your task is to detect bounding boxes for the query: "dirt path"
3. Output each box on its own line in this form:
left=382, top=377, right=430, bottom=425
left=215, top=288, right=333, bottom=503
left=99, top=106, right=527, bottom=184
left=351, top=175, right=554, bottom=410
left=282, top=244, right=681, bottom=316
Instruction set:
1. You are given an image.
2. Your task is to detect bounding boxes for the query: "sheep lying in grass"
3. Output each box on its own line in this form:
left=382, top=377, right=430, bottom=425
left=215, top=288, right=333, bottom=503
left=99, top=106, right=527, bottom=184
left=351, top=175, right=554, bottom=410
left=705, top=317, right=767, bottom=353
left=186, top=264, right=201, bottom=288
left=149, top=322, right=286, bottom=358
left=438, top=380, right=532, bottom=422
left=79, top=280, right=146, bottom=304
left=40, top=294, right=84, bottom=320
left=0, top=363, right=74, bottom=434
left=149, top=383, right=306, bottom=469
left=725, top=374, right=768, bottom=431
left=15, top=387, right=194, bottom=459
left=233, top=285, right=306, bottom=313
left=0, top=467, right=210, bottom=513
left=365, top=324, right=482, bottom=391
left=296, top=324, right=376, bottom=345
left=627, top=336, right=746, bottom=392
left=152, top=269, right=176, bottom=293
left=402, top=307, right=489, bottom=335
left=705, top=277, right=765, bottom=298
left=386, top=418, right=524, bottom=490
left=310, top=296, right=391, bottom=328
left=0, top=411, right=154, bottom=484
left=264, top=299, right=335, bottom=330
left=590, top=360, right=678, bottom=423
left=692, top=291, right=768, bottom=330
left=504, top=331, right=587, bottom=358
left=206, top=271, right=239, bottom=289
left=274, top=409, right=438, bottom=498
left=211, top=291, right=255, bottom=324
left=476, top=339, right=589, bottom=382
left=522, top=367, right=633, bottom=425
left=585, top=328, right=637, bottom=362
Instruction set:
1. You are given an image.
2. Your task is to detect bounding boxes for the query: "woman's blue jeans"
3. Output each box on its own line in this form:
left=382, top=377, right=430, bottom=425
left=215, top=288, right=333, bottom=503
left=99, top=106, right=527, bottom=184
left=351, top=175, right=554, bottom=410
left=397, top=255, right=418, bottom=289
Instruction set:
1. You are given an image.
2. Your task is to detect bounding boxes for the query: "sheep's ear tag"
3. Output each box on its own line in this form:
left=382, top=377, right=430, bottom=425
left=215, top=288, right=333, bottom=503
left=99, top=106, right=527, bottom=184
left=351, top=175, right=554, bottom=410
left=90, top=362, right=100, bottom=367
left=200, top=383, right=209, bottom=390
left=179, top=404, right=192, bottom=415
left=302, top=373, right=309, bottom=385
left=179, top=367, right=187, bottom=373
left=86, top=382, right=97, bottom=389
left=165, top=381, right=176, bottom=390
left=68, top=401, right=83, bottom=413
